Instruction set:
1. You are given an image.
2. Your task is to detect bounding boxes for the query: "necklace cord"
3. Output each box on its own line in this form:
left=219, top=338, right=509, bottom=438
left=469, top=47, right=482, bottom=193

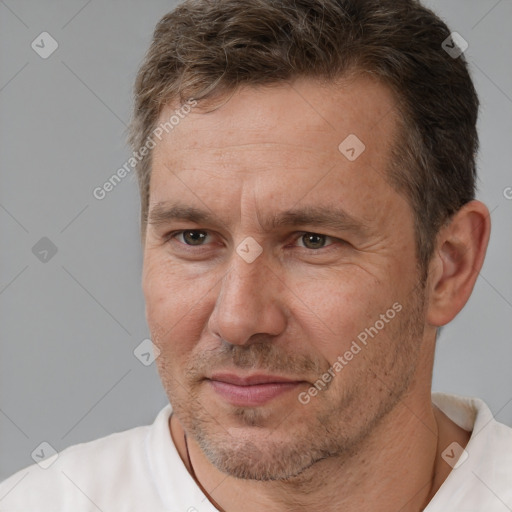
left=184, top=433, right=226, bottom=512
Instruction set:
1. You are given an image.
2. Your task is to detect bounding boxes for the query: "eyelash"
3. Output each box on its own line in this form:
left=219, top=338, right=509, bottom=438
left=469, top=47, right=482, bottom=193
left=165, top=230, right=343, bottom=252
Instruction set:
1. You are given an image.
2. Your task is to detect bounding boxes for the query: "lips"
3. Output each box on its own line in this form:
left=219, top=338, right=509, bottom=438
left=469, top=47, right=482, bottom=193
left=207, top=373, right=305, bottom=407
left=210, top=373, right=301, bottom=386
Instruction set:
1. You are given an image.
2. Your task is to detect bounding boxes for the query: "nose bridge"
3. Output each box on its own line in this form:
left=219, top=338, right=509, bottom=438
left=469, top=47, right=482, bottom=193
left=220, top=250, right=268, bottom=315
left=208, top=247, right=285, bottom=345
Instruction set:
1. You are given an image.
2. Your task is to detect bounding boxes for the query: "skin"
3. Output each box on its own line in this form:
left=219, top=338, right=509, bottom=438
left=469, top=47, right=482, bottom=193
left=142, top=76, right=490, bottom=511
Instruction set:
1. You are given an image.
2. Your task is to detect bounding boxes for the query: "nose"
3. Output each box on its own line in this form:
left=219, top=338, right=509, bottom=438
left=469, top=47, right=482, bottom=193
left=207, top=248, right=287, bottom=346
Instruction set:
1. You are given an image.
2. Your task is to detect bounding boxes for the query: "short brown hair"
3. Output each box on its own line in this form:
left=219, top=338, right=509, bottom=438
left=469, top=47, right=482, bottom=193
left=129, top=0, right=479, bottom=273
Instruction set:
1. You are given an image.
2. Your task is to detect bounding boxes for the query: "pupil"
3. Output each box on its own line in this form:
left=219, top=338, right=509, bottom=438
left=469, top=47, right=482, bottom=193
left=184, top=231, right=205, bottom=245
left=303, top=233, right=325, bottom=249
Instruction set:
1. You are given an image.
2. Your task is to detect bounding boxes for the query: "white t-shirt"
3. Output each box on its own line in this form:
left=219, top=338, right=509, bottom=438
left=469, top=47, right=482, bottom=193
left=0, top=393, right=511, bottom=511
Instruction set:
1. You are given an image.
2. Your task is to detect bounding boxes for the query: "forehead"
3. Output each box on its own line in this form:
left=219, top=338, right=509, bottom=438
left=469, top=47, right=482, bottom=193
left=156, top=75, right=398, bottom=155
left=148, top=76, right=407, bottom=229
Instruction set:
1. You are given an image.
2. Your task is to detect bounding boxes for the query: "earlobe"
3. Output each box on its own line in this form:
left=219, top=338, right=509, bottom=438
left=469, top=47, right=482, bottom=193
left=426, top=200, right=491, bottom=327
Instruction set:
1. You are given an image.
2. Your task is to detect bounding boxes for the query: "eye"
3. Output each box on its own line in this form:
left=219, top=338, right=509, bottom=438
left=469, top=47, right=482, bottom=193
left=296, top=232, right=334, bottom=250
left=172, top=230, right=210, bottom=246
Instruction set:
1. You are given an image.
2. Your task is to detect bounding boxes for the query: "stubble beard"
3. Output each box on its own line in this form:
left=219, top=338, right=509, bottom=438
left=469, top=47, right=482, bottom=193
left=159, top=284, right=427, bottom=482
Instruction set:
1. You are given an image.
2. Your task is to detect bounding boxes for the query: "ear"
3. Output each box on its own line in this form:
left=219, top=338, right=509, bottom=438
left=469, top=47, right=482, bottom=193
left=426, top=200, right=491, bottom=327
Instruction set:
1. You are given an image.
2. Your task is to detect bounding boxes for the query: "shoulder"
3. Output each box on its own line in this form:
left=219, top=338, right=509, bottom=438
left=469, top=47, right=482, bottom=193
left=0, top=406, right=172, bottom=511
left=429, top=393, right=512, bottom=511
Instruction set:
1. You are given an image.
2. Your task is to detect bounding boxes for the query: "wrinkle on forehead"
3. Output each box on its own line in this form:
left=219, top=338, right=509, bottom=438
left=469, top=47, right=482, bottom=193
left=148, top=75, right=408, bottom=242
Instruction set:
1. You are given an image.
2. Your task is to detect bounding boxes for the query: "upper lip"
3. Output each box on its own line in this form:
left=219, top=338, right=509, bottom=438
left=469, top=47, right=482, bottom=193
left=208, top=373, right=304, bottom=386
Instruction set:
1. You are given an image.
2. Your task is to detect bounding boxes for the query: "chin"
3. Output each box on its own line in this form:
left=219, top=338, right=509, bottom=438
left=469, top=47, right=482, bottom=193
left=203, top=440, right=322, bottom=481
left=192, top=421, right=337, bottom=481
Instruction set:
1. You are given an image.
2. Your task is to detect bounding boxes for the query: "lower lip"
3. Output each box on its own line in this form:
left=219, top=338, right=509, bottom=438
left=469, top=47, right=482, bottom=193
left=208, top=380, right=302, bottom=406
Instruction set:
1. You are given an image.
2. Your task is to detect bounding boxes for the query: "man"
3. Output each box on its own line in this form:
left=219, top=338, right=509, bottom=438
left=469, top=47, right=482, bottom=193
left=1, top=0, right=510, bottom=510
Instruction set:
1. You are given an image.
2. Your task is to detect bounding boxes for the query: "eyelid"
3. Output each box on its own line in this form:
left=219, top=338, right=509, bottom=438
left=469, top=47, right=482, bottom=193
left=166, top=229, right=211, bottom=245
left=165, top=229, right=344, bottom=251
left=292, top=232, right=339, bottom=249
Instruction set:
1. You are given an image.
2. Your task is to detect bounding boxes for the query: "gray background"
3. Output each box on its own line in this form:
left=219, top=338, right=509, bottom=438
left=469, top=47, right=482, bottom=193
left=0, top=0, right=511, bottom=480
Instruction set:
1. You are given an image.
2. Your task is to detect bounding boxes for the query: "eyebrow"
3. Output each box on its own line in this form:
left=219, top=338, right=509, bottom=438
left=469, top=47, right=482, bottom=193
left=267, top=206, right=369, bottom=235
left=147, top=202, right=369, bottom=235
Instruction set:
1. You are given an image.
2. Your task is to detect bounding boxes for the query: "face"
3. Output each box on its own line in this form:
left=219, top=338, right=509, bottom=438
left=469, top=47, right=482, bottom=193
left=142, top=76, right=428, bottom=481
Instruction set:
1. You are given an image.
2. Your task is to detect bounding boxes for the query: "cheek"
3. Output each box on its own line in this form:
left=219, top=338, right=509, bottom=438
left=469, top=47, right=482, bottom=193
left=290, top=269, right=395, bottom=363
left=142, top=253, right=217, bottom=358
